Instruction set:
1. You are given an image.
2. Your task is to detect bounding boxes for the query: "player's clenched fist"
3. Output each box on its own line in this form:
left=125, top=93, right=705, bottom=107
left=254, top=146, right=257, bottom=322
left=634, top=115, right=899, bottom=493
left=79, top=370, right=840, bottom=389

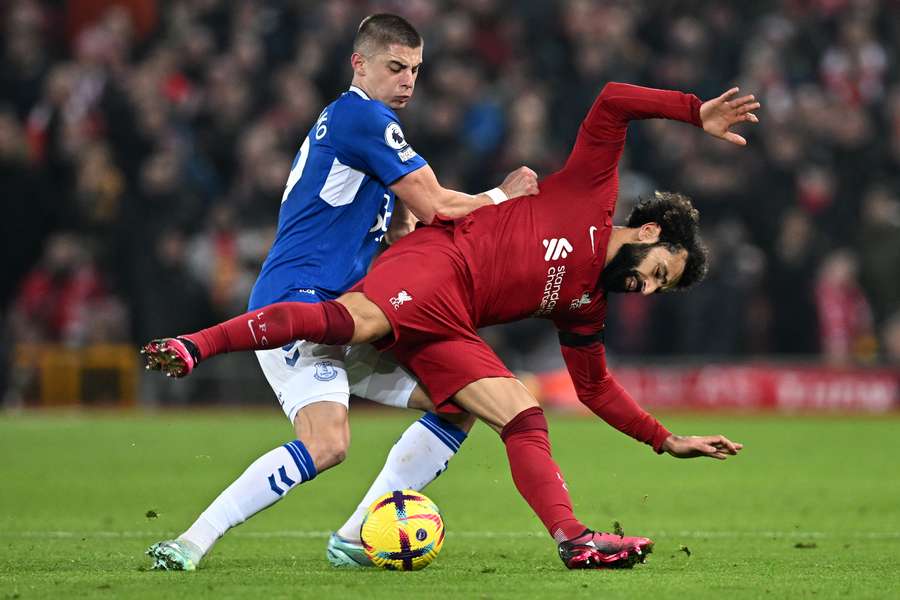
left=699, top=87, right=760, bottom=146
left=499, top=166, right=540, bottom=199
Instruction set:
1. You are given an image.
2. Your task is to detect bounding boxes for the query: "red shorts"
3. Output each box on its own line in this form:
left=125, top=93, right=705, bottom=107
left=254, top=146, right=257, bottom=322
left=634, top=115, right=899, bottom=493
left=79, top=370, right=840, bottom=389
left=354, top=225, right=513, bottom=412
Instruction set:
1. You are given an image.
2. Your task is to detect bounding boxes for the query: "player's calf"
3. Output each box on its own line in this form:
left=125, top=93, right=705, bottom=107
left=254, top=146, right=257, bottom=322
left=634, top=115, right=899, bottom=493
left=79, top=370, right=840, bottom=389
left=147, top=437, right=320, bottom=571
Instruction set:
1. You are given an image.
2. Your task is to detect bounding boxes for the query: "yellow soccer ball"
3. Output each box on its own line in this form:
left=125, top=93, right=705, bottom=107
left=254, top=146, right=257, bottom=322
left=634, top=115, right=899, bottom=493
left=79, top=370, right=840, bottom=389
left=360, top=490, right=445, bottom=571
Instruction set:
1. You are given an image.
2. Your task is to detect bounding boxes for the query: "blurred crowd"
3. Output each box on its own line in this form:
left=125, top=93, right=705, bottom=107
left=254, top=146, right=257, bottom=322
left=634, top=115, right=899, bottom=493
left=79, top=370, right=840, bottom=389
left=2, top=0, right=900, bottom=389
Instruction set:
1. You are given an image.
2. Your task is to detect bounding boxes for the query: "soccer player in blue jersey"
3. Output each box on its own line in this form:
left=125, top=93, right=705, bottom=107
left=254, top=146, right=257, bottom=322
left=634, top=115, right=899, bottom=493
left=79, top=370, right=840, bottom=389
left=145, top=14, right=538, bottom=571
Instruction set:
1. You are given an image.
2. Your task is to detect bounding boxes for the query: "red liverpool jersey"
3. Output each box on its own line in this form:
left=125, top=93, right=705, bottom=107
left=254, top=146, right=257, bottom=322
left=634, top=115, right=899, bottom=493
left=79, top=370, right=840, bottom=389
left=360, top=83, right=704, bottom=451
left=450, top=83, right=702, bottom=335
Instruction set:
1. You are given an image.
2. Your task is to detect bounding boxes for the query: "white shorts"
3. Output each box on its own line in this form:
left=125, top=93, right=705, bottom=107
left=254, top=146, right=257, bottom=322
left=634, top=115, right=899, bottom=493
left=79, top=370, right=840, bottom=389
left=255, top=341, right=418, bottom=423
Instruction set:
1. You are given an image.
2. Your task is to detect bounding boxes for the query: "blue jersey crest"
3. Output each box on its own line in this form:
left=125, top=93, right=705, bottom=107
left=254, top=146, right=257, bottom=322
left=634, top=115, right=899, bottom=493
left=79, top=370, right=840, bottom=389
left=248, top=87, right=427, bottom=309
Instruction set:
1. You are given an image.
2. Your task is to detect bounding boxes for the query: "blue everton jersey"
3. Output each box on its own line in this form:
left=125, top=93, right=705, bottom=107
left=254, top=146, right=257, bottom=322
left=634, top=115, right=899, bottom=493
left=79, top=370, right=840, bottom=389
left=249, top=86, right=427, bottom=310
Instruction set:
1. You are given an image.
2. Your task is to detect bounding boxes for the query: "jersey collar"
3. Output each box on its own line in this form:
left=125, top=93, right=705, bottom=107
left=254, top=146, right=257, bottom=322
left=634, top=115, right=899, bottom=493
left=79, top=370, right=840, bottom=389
left=348, top=85, right=370, bottom=100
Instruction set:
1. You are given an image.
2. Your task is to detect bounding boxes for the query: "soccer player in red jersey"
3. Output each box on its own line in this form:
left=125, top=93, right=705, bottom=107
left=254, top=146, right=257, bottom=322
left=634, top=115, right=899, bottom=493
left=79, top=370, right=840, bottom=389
left=144, top=81, right=757, bottom=568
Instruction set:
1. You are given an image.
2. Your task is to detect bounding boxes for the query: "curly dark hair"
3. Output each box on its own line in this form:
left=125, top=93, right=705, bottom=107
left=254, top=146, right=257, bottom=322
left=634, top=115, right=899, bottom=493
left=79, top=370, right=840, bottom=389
left=625, top=191, right=709, bottom=289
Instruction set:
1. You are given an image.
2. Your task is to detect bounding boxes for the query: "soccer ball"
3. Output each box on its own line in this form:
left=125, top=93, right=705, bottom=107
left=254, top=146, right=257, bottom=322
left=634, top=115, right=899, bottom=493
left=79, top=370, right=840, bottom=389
left=360, top=489, right=445, bottom=570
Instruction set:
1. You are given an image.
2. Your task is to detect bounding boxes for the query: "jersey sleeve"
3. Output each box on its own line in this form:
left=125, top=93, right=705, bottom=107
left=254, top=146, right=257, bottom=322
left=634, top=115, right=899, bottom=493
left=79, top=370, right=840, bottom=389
left=557, top=330, right=671, bottom=453
left=331, top=101, right=427, bottom=185
left=562, top=82, right=703, bottom=189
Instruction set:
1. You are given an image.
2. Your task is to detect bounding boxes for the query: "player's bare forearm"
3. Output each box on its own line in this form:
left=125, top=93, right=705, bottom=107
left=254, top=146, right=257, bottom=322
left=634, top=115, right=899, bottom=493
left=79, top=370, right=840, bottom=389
left=392, top=164, right=538, bottom=223
left=439, top=165, right=540, bottom=217
left=401, top=189, right=491, bottom=222
left=661, top=434, right=744, bottom=460
left=391, top=165, right=485, bottom=222
left=436, top=190, right=493, bottom=220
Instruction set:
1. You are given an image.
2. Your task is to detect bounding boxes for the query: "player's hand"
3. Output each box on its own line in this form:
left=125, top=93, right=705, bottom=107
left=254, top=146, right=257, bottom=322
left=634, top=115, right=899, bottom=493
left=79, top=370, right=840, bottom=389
left=499, top=166, right=539, bottom=199
left=662, top=434, right=743, bottom=460
left=385, top=200, right=418, bottom=244
left=385, top=217, right=417, bottom=244
left=699, top=87, right=760, bottom=146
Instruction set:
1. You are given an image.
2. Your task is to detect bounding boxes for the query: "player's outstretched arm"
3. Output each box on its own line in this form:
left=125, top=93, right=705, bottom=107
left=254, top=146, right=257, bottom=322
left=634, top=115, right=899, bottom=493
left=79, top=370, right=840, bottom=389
left=699, top=87, right=760, bottom=146
left=661, top=434, right=743, bottom=460
left=390, top=164, right=538, bottom=223
left=559, top=335, right=744, bottom=460
left=566, top=82, right=709, bottom=186
left=558, top=335, right=671, bottom=453
left=579, top=82, right=759, bottom=144
left=582, top=82, right=703, bottom=141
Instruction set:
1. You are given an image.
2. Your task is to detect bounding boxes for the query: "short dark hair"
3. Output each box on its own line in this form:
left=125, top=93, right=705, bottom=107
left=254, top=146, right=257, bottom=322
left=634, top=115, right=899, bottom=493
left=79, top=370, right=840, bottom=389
left=354, top=14, right=422, bottom=55
left=626, top=191, right=709, bottom=289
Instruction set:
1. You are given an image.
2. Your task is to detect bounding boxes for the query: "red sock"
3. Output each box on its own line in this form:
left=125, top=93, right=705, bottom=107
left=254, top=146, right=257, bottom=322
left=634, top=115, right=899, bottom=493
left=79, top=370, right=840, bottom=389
left=501, top=407, right=587, bottom=542
left=183, top=300, right=355, bottom=360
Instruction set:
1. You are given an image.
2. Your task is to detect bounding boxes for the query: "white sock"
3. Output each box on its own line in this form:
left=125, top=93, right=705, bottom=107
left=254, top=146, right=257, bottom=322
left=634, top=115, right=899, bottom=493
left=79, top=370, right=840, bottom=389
left=180, top=440, right=317, bottom=557
left=336, top=413, right=467, bottom=541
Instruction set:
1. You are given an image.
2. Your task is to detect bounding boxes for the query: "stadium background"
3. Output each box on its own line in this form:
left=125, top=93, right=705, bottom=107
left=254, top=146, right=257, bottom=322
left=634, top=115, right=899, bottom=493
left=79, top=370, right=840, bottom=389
left=1, top=0, right=898, bottom=410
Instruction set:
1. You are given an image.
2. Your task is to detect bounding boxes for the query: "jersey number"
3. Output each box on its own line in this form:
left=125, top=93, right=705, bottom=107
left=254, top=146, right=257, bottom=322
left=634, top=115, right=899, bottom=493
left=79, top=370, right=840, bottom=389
left=370, top=193, right=392, bottom=242
left=281, top=111, right=328, bottom=203
left=282, top=137, right=310, bottom=204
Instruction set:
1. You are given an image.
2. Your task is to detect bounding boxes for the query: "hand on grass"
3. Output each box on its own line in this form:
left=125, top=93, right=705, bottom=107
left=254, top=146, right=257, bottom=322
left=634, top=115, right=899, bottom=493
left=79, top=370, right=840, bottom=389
left=662, top=434, right=743, bottom=460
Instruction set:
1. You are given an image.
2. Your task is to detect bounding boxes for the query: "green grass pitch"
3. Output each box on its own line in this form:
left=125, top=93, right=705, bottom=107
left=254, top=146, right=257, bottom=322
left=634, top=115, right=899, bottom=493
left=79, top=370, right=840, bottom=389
left=2, top=409, right=899, bottom=599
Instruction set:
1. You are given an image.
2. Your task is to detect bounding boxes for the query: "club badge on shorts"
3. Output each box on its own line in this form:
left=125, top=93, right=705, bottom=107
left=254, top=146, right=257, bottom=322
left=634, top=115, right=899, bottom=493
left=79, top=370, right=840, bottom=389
left=313, top=360, right=339, bottom=381
left=389, top=290, right=413, bottom=310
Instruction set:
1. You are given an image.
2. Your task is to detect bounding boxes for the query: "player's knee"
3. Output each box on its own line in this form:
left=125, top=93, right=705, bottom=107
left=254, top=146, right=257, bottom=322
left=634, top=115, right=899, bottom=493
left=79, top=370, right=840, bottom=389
left=321, top=440, right=349, bottom=468
left=454, top=377, right=540, bottom=431
left=336, top=292, right=392, bottom=343
left=407, top=385, right=436, bottom=411
left=499, top=407, right=547, bottom=441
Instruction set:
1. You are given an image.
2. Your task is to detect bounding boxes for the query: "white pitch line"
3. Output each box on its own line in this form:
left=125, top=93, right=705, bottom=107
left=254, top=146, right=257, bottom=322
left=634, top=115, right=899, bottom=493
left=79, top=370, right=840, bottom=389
left=2, top=530, right=900, bottom=540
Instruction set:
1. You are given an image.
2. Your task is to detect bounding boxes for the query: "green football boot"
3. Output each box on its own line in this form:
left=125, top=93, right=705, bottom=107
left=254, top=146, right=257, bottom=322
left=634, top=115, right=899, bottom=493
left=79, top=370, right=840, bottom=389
left=326, top=533, right=373, bottom=568
left=146, top=539, right=203, bottom=571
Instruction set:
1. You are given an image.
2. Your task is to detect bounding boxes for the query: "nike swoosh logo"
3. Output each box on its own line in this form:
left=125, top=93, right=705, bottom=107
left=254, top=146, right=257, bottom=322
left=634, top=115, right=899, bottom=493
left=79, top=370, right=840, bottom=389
left=589, top=226, right=598, bottom=254
left=247, top=319, right=258, bottom=344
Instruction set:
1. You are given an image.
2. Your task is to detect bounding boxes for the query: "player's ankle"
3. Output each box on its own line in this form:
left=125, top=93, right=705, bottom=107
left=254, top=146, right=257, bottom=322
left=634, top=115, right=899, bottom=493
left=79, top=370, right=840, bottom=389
left=177, top=336, right=203, bottom=364
left=334, top=532, right=362, bottom=544
left=563, top=528, right=594, bottom=543
left=554, top=526, right=594, bottom=544
left=174, top=537, right=205, bottom=563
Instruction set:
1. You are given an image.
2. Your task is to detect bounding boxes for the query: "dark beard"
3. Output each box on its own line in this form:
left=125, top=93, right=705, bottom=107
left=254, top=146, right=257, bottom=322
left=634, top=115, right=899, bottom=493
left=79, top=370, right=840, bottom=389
left=601, top=242, right=654, bottom=293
